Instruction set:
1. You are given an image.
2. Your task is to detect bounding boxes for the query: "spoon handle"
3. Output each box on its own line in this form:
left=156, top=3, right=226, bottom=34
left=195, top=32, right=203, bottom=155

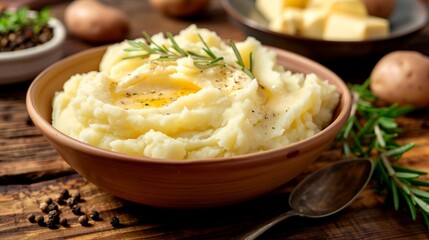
left=241, top=210, right=300, bottom=240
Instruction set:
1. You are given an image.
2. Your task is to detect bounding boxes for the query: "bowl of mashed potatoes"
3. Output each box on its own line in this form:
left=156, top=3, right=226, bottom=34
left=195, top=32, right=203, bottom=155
left=26, top=26, right=351, bottom=208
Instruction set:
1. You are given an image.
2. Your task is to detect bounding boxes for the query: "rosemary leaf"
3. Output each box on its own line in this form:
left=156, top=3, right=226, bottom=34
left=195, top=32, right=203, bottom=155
left=198, top=34, right=217, bottom=59
left=391, top=178, right=399, bottom=210
left=167, top=32, right=188, bottom=57
left=143, top=31, right=168, bottom=53
left=408, top=179, right=429, bottom=187
left=386, top=143, right=415, bottom=157
left=393, top=166, right=427, bottom=176
left=396, top=172, right=421, bottom=179
left=414, top=196, right=429, bottom=214
left=229, top=40, right=254, bottom=79
left=379, top=117, right=398, bottom=129
left=399, top=189, right=417, bottom=220
left=122, top=54, right=151, bottom=60
left=411, top=188, right=429, bottom=199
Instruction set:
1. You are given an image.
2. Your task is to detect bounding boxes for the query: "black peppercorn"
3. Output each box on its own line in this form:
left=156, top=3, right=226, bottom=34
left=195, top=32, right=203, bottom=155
left=71, top=204, right=81, bottom=215
left=78, top=215, right=89, bottom=226
left=47, top=203, right=58, bottom=212
left=55, top=193, right=64, bottom=205
left=67, top=197, right=77, bottom=206
left=36, top=215, right=45, bottom=226
left=39, top=202, right=49, bottom=213
left=48, top=210, right=60, bottom=224
left=47, top=217, right=57, bottom=229
left=59, top=218, right=68, bottom=226
left=60, top=189, right=70, bottom=199
left=110, top=216, right=120, bottom=228
left=27, top=214, right=36, bottom=223
left=44, top=197, right=53, bottom=205
left=71, top=192, right=81, bottom=201
left=89, top=210, right=100, bottom=220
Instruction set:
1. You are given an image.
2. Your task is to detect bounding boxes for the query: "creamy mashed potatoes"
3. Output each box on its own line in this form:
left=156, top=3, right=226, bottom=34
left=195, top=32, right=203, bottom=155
left=52, top=25, right=339, bottom=160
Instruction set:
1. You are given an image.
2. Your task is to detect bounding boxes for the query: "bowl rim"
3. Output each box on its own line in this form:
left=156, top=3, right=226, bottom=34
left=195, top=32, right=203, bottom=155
left=26, top=45, right=351, bottom=166
left=0, top=17, right=66, bottom=61
left=221, top=0, right=429, bottom=44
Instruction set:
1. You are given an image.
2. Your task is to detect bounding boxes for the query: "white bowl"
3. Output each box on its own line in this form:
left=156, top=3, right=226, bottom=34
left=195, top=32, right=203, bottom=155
left=0, top=17, right=66, bottom=84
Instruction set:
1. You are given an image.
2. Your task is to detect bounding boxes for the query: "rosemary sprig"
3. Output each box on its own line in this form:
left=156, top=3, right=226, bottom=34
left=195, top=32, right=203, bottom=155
left=229, top=39, right=254, bottom=79
left=336, top=78, right=429, bottom=228
left=123, top=32, right=254, bottom=78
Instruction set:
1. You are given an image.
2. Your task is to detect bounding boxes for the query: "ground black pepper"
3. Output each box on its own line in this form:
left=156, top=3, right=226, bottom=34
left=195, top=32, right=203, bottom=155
left=110, top=216, right=120, bottom=228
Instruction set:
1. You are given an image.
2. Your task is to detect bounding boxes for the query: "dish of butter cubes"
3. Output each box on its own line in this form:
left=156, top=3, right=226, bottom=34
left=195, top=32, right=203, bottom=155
left=221, top=0, right=428, bottom=60
left=261, top=0, right=391, bottom=41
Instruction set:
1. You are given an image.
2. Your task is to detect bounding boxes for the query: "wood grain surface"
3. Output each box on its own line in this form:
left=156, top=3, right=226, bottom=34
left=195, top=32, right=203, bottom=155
left=1, top=0, right=429, bottom=239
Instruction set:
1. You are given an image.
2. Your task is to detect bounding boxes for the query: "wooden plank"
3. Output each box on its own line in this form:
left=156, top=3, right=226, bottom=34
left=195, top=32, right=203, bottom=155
left=1, top=171, right=429, bottom=239
left=1, top=0, right=429, bottom=238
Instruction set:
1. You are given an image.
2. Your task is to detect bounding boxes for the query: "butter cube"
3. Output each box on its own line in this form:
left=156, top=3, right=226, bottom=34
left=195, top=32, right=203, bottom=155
left=300, top=9, right=329, bottom=38
left=257, top=0, right=308, bottom=20
left=323, top=14, right=389, bottom=41
left=269, top=8, right=303, bottom=35
left=307, top=0, right=367, bottom=17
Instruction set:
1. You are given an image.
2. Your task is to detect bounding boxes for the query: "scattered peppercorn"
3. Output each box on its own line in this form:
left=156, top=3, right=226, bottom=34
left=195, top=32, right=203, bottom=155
left=71, top=192, right=81, bottom=202
left=36, top=215, right=45, bottom=226
left=44, top=197, right=53, bottom=205
left=66, top=197, right=77, bottom=206
left=27, top=214, right=36, bottom=223
left=47, top=217, right=57, bottom=229
left=59, top=218, right=68, bottom=226
left=55, top=193, right=66, bottom=205
left=60, top=189, right=70, bottom=199
left=47, top=203, right=58, bottom=212
left=89, top=210, right=100, bottom=220
left=48, top=210, right=60, bottom=224
left=71, top=204, right=81, bottom=215
left=110, top=216, right=120, bottom=228
left=78, top=215, right=89, bottom=226
left=39, top=202, right=49, bottom=213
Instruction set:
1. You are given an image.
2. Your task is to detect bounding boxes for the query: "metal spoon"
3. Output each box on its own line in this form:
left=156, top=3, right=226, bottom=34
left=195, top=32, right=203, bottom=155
left=242, top=158, right=374, bottom=240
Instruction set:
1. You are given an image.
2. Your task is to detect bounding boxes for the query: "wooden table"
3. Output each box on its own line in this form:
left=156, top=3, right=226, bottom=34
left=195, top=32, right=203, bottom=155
left=1, top=1, right=429, bottom=239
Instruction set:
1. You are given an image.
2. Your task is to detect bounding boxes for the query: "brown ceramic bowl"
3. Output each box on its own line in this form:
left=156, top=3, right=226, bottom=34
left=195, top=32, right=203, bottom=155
left=26, top=45, right=351, bottom=209
left=221, top=0, right=428, bottom=61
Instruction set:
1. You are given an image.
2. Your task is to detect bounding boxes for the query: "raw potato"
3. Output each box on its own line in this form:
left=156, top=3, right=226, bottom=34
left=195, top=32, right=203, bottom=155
left=65, top=0, right=130, bottom=43
left=370, top=51, right=429, bottom=108
left=149, top=0, right=210, bottom=18
left=362, top=0, right=395, bottom=19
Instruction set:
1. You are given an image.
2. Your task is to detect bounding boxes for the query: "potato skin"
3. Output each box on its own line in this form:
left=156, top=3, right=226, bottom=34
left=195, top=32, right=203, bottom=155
left=149, top=0, right=210, bottom=18
left=64, top=0, right=130, bottom=43
left=362, top=0, right=395, bottom=18
left=370, top=51, right=429, bottom=108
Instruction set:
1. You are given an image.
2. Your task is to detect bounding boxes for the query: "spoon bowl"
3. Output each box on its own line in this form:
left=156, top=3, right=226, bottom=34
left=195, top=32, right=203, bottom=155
left=243, top=159, right=374, bottom=239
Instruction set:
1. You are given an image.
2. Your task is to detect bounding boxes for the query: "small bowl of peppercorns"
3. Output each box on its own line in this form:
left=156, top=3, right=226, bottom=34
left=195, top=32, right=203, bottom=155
left=0, top=7, right=66, bottom=84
